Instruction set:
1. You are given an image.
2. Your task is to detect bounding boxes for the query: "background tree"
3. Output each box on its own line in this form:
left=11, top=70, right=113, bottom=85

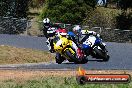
left=117, top=0, right=132, bottom=11
left=0, top=0, right=10, bottom=16
left=0, top=0, right=29, bottom=18
left=115, top=0, right=132, bottom=30
left=0, top=0, right=30, bottom=34
left=29, top=0, right=45, bottom=8
left=40, top=0, right=97, bottom=24
left=15, top=0, right=29, bottom=18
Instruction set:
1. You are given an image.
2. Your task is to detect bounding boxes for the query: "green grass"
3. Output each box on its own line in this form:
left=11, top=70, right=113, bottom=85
left=0, top=45, right=54, bottom=64
left=0, top=76, right=131, bottom=88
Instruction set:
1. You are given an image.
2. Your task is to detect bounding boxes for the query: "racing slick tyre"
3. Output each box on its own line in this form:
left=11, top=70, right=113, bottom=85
left=55, top=53, right=65, bottom=64
left=103, top=54, right=110, bottom=62
left=94, top=47, right=109, bottom=62
left=65, top=50, right=79, bottom=63
left=81, top=57, right=88, bottom=64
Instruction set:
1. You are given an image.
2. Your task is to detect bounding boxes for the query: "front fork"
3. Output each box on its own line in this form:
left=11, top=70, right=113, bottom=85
left=99, top=43, right=108, bottom=52
left=90, top=43, right=107, bottom=57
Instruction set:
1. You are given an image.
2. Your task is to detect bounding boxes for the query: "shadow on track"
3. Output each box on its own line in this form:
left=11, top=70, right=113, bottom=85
left=62, top=59, right=103, bottom=64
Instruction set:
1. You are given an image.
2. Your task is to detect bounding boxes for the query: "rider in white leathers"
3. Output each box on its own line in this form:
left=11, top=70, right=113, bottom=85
left=72, top=25, right=100, bottom=43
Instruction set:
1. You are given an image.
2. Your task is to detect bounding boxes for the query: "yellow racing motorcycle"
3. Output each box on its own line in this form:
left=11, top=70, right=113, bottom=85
left=53, top=34, right=88, bottom=64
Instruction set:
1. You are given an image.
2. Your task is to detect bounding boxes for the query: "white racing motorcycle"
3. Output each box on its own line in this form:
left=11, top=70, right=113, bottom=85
left=81, top=34, right=110, bottom=61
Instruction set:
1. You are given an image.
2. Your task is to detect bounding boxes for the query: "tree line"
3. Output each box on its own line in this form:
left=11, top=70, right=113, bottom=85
left=0, top=0, right=29, bottom=18
left=39, top=0, right=97, bottom=24
left=0, top=0, right=132, bottom=30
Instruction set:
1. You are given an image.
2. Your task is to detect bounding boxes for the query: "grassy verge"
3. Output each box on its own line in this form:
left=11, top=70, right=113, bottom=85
left=0, top=76, right=131, bottom=88
left=0, top=45, right=54, bottom=64
left=0, top=70, right=132, bottom=88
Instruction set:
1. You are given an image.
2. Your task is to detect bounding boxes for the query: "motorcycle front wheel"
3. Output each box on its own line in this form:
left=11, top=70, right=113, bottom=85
left=55, top=53, right=65, bottom=64
left=94, top=47, right=109, bottom=62
left=65, top=50, right=76, bottom=62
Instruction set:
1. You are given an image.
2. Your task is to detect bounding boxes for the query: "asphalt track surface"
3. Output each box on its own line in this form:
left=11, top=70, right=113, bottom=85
left=0, top=34, right=132, bottom=70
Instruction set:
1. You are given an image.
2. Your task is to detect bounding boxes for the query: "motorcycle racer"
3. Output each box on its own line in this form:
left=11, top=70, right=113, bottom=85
left=72, top=25, right=100, bottom=43
left=43, top=18, right=60, bottom=38
left=72, top=25, right=108, bottom=58
left=43, top=18, right=60, bottom=53
left=42, top=18, right=85, bottom=61
left=67, top=31, right=78, bottom=44
left=55, top=28, right=84, bottom=59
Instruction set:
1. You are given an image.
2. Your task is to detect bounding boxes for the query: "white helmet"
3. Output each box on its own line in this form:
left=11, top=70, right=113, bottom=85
left=73, top=25, right=81, bottom=32
left=43, top=18, right=50, bottom=24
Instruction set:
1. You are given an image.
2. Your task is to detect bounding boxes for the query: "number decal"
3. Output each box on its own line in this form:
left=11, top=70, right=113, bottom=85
left=83, top=39, right=92, bottom=46
left=83, top=36, right=96, bottom=47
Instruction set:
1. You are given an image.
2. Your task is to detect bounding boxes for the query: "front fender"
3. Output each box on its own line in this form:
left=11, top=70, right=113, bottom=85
left=82, top=44, right=91, bottom=50
left=102, top=42, right=106, bottom=46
